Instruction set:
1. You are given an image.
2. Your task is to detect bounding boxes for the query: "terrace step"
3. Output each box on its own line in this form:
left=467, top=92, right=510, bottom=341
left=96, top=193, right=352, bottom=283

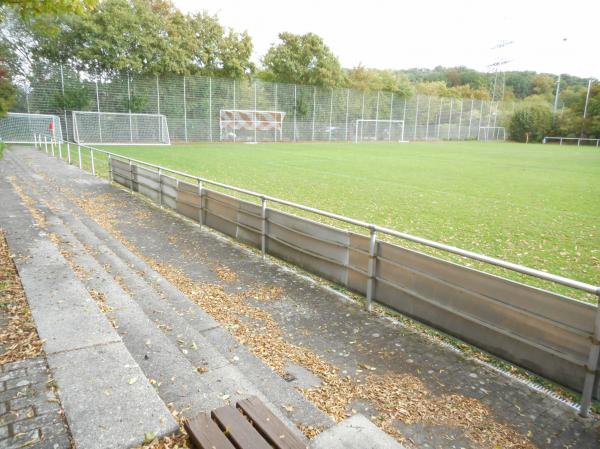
left=4, top=148, right=330, bottom=436
left=309, top=414, right=406, bottom=449
left=0, top=159, right=178, bottom=449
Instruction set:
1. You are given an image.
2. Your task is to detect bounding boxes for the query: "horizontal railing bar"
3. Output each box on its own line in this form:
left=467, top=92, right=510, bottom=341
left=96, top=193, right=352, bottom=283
left=62, top=139, right=600, bottom=296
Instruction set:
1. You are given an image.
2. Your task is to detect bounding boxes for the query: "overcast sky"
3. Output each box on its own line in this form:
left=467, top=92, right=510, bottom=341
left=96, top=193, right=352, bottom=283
left=173, top=0, right=599, bottom=79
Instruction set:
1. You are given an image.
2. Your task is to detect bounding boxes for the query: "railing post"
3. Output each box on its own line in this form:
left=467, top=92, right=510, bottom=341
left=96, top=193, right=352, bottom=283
left=579, top=291, right=600, bottom=417
left=44, top=136, right=48, bottom=154
left=197, top=179, right=203, bottom=228
left=51, top=139, right=55, bottom=157
left=77, top=145, right=82, bottom=169
left=261, top=197, right=267, bottom=259
left=366, top=226, right=378, bottom=311
left=108, top=155, right=112, bottom=183
left=158, top=168, right=163, bottom=206
left=90, top=149, right=95, bottom=175
left=67, top=142, right=71, bottom=164
left=129, top=160, right=133, bottom=191
left=58, top=141, right=63, bottom=160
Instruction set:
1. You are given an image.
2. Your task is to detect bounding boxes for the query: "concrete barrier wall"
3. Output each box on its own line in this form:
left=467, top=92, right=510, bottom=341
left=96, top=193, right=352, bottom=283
left=111, top=158, right=599, bottom=397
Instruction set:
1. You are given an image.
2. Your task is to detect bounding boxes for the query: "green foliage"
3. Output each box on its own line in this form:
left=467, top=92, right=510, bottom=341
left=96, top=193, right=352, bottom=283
left=51, top=85, right=90, bottom=112
left=346, top=65, right=413, bottom=97
left=508, top=105, right=553, bottom=142
left=0, top=0, right=96, bottom=19
left=414, top=80, right=489, bottom=100
left=261, top=32, right=344, bottom=87
left=0, top=40, right=15, bottom=117
left=14, top=0, right=254, bottom=78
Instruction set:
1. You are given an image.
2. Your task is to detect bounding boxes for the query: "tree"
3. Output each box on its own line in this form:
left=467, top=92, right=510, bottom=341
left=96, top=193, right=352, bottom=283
left=0, top=0, right=96, bottom=20
left=10, top=0, right=254, bottom=78
left=261, top=32, right=344, bottom=87
left=508, top=105, right=553, bottom=142
left=345, top=65, right=413, bottom=97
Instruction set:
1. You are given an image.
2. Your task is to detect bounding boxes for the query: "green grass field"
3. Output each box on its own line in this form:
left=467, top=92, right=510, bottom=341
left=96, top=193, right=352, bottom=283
left=90, top=141, right=599, bottom=301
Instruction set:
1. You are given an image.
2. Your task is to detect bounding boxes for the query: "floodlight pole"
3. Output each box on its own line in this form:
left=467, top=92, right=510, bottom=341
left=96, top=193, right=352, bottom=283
left=553, top=74, right=561, bottom=115
left=583, top=79, right=593, bottom=120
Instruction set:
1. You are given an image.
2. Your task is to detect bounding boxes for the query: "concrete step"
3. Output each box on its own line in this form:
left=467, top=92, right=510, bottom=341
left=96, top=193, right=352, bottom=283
left=309, top=414, right=406, bottom=449
left=0, top=163, right=178, bottom=449
left=5, top=149, right=331, bottom=435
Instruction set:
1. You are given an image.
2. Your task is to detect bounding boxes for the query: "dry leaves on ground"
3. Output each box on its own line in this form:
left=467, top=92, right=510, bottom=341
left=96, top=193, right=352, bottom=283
left=72, top=190, right=538, bottom=449
left=0, top=231, right=43, bottom=364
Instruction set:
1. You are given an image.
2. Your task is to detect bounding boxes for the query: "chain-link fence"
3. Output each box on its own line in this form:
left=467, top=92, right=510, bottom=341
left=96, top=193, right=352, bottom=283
left=15, top=64, right=513, bottom=144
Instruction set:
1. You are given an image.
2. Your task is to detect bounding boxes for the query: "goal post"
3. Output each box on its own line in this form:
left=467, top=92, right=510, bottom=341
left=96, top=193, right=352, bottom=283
left=220, top=109, right=285, bottom=142
left=355, top=119, right=406, bottom=143
left=0, top=113, right=62, bottom=144
left=72, top=111, right=170, bottom=145
left=477, top=126, right=506, bottom=141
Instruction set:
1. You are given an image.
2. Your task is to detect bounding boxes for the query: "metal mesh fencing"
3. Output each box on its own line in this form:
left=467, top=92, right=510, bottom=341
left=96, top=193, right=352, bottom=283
left=15, top=64, right=512, bottom=144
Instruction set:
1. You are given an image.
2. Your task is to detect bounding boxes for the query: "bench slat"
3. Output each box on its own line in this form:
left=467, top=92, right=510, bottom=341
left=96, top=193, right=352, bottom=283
left=185, top=412, right=236, bottom=449
left=212, top=405, right=272, bottom=449
left=237, top=396, right=307, bottom=449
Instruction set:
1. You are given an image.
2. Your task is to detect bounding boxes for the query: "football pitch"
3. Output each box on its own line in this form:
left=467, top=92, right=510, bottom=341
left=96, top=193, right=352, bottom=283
left=92, top=140, right=599, bottom=301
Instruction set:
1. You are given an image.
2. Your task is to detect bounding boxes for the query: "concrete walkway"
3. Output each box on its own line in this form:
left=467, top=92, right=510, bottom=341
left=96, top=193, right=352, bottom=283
left=2, top=146, right=599, bottom=449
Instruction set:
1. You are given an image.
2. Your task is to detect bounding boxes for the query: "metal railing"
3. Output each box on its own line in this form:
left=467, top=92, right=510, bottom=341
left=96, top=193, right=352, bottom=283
left=31, top=134, right=600, bottom=416
left=543, top=136, right=600, bottom=147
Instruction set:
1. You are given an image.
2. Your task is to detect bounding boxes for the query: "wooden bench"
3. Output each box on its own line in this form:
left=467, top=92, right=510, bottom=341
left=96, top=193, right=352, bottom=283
left=184, top=396, right=308, bottom=449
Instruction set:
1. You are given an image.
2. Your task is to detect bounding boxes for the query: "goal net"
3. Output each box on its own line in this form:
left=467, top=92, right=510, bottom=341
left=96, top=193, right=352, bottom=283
left=73, top=111, right=170, bottom=145
left=0, top=113, right=62, bottom=144
left=220, top=109, right=285, bottom=142
left=355, top=119, right=406, bottom=143
left=478, top=126, right=506, bottom=141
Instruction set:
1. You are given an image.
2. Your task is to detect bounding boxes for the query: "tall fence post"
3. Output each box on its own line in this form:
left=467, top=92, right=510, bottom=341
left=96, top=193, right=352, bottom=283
left=209, top=77, right=213, bottom=142
left=468, top=99, right=474, bottom=139
left=127, top=73, right=133, bottom=142
left=360, top=93, right=365, bottom=141
left=366, top=226, right=378, bottom=311
left=60, top=64, right=70, bottom=142
left=388, top=93, right=394, bottom=142
left=457, top=100, right=463, bottom=139
left=345, top=89, right=350, bottom=142
left=328, top=88, right=334, bottom=141
left=293, top=84, right=297, bottom=142
left=254, top=81, right=258, bottom=143
left=233, top=80, right=236, bottom=143
left=437, top=99, right=443, bottom=139
left=197, top=179, right=203, bottom=228
left=579, top=293, right=600, bottom=417
left=90, top=149, right=95, bottom=175
left=477, top=101, right=484, bottom=140
left=77, top=145, right=82, bottom=169
left=425, top=96, right=431, bottom=140
left=413, top=95, right=419, bottom=140
left=311, top=86, right=316, bottom=141
left=95, top=79, right=102, bottom=143
left=261, top=197, right=267, bottom=258
left=374, top=91, right=380, bottom=138
left=183, top=76, right=188, bottom=142
left=447, top=99, right=454, bottom=140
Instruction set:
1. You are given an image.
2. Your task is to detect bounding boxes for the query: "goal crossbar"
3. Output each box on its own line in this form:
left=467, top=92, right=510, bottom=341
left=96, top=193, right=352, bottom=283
left=72, top=111, right=170, bottom=145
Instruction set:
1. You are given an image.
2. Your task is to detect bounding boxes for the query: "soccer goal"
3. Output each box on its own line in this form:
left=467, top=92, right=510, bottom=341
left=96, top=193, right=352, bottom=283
left=72, top=111, right=170, bottom=145
left=477, top=126, right=506, bottom=141
left=355, top=119, right=406, bottom=143
left=0, top=113, right=62, bottom=144
left=220, top=109, right=285, bottom=142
